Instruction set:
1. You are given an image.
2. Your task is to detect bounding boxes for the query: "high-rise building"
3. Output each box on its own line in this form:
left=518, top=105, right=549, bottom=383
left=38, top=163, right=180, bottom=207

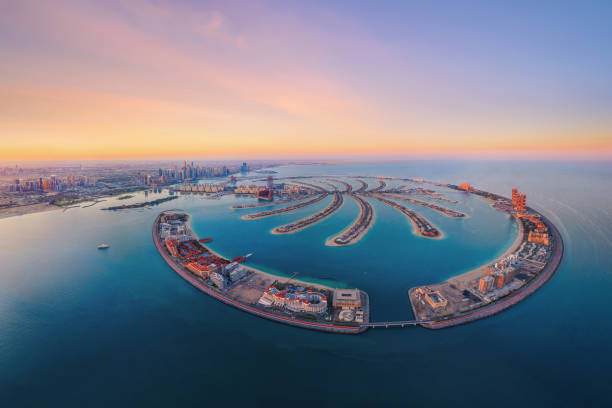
left=512, top=188, right=526, bottom=213
left=478, top=276, right=494, bottom=293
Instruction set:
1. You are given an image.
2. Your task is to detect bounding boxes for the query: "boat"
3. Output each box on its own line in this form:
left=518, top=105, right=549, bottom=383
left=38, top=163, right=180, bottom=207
left=97, top=244, right=110, bottom=249
left=199, top=238, right=213, bottom=243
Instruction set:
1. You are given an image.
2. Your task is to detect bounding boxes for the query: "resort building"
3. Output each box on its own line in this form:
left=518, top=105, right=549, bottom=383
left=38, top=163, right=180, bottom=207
left=234, top=184, right=266, bottom=195
left=210, top=272, right=227, bottom=289
left=424, top=291, right=448, bottom=309
left=184, top=262, right=210, bottom=278
left=258, top=286, right=328, bottom=314
left=228, top=266, right=247, bottom=283
left=528, top=231, right=550, bottom=245
left=332, top=288, right=361, bottom=308
left=165, top=240, right=179, bottom=257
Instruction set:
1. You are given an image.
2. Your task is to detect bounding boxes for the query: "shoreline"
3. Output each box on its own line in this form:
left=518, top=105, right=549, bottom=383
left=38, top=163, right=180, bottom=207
left=184, top=216, right=334, bottom=291
left=0, top=202, right=62, bottom=220
left=422, top=215, right=563, bottom=329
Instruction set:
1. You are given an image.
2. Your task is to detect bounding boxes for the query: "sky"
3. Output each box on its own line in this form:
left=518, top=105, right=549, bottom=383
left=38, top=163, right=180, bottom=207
left=0, top=0, right=611, bottom=161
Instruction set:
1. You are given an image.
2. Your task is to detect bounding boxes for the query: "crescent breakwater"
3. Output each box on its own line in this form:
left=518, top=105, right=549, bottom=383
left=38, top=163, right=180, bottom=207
left=412, top=213, right=564, bottom=329
left=156, top=174, right=563, bottom=331
left=272, top=192, right=344, bottom=234
left=242, top=193, right=328, bottom=219
left=153, top=212, right=369, bottom=334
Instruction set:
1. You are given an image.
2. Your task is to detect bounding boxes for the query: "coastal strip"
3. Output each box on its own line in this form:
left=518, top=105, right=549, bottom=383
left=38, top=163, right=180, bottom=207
left=327, top=193, right=374, bottom=246
left=272, top=192, right=344, bottom=234
left=242, top=193, right=328, bottom=219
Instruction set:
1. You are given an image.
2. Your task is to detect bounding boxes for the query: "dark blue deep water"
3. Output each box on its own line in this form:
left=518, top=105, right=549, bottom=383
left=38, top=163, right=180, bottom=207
left=1, top=161, right=611, bottom=407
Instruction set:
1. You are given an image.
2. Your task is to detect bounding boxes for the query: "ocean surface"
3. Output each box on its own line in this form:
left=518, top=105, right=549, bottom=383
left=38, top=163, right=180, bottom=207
left=1, top=161, right=611, bottom=407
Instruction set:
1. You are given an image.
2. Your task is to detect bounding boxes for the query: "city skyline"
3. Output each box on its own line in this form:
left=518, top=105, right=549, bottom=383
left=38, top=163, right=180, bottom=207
left=1, top=0, right=611, bottom=160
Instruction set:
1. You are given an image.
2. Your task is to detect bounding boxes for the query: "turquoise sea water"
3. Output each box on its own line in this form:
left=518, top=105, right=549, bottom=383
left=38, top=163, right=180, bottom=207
left=1, top=161, right=611, bottom=406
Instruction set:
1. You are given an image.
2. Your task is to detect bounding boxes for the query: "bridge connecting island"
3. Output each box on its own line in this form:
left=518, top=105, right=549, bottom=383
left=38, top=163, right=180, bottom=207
left=156, top=175, right=563, bottom=332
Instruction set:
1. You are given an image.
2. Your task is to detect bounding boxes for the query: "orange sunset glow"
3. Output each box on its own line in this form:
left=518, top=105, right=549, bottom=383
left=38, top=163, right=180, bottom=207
left=1, top=0, right=611, bottom=160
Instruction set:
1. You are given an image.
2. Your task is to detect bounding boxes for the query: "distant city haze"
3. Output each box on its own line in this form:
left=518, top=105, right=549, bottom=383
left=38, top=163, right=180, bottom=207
left=1, top=1, right=610, bottom=160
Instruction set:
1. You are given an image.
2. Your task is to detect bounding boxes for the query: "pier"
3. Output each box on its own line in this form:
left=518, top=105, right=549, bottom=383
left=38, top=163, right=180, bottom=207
left=153, top=212, right=369, bottom=334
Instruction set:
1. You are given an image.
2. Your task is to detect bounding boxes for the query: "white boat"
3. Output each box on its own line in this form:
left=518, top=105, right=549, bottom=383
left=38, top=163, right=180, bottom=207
left=97, top=244, right=110, bottom=249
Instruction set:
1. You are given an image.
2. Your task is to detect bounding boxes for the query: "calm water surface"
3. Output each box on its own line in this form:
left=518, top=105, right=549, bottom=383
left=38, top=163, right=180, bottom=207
left=1, top=161, right=611, bottom=407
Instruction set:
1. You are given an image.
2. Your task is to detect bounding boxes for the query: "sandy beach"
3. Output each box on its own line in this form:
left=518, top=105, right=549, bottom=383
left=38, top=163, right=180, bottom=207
left=0, top=203, right=61, bottom=220
left=183, top=215, right=334, bottom=291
